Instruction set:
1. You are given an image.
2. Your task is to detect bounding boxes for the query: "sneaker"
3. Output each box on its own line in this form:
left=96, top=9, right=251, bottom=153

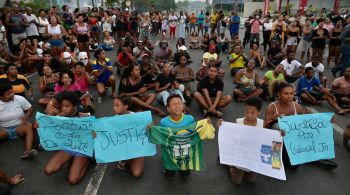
left=21, top=149, right=38, bottom=159
left=97, top=97, right=102, bottom=103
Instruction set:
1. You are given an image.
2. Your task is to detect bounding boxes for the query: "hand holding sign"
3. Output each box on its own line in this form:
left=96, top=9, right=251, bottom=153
left=278, top=113, right=335, bottom=165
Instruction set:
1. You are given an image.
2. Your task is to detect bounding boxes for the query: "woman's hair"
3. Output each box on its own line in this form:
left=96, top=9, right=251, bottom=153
left=176, top=52, right=189, bottom=65
left=73, top=61, right=85, bottom=68
left=58, top=70, right=75, bottom=86
left=4, top=64, right=17, bottom=73
left=272, top=81, right=294, bottom=98
left=59, top=90, right=80, bottom=107
left=121, top=63, right=138, bottom=80
left=114, top=95, right=131, bottom=106
left=94, top=48, right=104, bottom=59
left=0, top=82, right=12, bottom=97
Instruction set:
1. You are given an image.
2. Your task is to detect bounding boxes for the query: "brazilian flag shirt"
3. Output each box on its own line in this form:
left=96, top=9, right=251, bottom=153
left=147, top=118, right=215, bottom=171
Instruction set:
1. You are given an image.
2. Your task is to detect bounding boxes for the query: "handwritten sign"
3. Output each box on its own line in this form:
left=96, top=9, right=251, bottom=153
left=278, top=113, right=335, bottom=165
left=36, top=112, right=95, bottom=157
left=93, top=111, right=156, bottom=163
left=219, top=122, right=286, bottom=180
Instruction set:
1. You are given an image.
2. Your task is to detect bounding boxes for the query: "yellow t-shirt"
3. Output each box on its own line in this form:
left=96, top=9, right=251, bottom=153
left=229, top=53, right=245, bottom=69
left=210, top=14, right=218, bottom=24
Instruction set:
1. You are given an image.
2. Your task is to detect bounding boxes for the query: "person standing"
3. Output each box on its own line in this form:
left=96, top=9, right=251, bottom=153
left=250, top=14, right=262, bottom=47
left=168, top=11, right=178, bottom=39
left=22, top=7, right=39, bottom=39
left=197, top=11, right=205, bottom=36
left=5, top=3, right=28, bottom=51
left=230, top=12, right=240, bottom=39
left=262, top=16, right=272, bottom=52
left=178, top=11, right=186, bottom=39
left=210, top=10, right=218, bottom=35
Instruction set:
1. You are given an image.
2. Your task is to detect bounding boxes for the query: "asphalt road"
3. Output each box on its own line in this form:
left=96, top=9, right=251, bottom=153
left=1, top=28, right=350, bottom=195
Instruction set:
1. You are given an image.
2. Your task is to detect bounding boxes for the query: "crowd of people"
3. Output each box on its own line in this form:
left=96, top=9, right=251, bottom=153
left=1, top=3, right=350, bottom=192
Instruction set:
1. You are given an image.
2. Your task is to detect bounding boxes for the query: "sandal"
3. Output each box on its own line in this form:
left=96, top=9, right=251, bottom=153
left=215, top=110, right=223, bottom=118
left=158, top=111, right=167, bottom=117
left=117, top=161, right=128, bottom=170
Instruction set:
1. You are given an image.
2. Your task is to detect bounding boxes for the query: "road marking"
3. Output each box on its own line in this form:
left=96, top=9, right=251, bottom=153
left=84, top=164, right=107, bottom=195
left=305, top=106, right=344, bottom=135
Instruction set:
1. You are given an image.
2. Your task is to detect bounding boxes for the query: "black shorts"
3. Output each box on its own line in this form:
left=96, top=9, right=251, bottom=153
left=333, top=93, right=350, bottom=102
left=307, top=90, right=324, bottom=101
left=77, top=34, right=89, bottom=42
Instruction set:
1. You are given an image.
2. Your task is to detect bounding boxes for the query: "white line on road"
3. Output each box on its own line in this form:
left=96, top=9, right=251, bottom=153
left=84, top=164, right=107, bottom=195
left=305, top=106, right=344, bottom=135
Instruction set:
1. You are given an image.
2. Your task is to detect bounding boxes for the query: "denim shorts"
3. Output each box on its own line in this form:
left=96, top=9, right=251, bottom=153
left=63, top=150, right=89, bottom=158
left=1, top=125, right=18, bottom=140
left=49, top=39, right=65, bottom=48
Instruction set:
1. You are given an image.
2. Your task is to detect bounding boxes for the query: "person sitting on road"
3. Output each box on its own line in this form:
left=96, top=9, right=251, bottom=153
left=44, top=91, right=92, bottom=185
left=189, top=31, right=201, bottom=49
left=173, top=46, right=193, bottom=67
left=202, top=44, right=222, bottom=68
left=38, top=65, right=59, bottom=106
left=172, top=52, right=195, bottom=105
left=61, top=51, right=77, bottom=70
left=260, top=64, right=285, bottom=100
left=140, top=54, right=157, bottom=89
left=264, top=81, right=338, bottom=170
left=193, top=65, right=232, bottom=117
left=0, top=82, right=37, bottom=159
left=217, top=96, right=263, bottom=184
left=35, top=50, right=67, bottom=77
left=233, top=59, right=263, bottom=102
left=216, top=33, right=229, bottom=54
left=155, top=62, right=185, bottom=106
left=332, top=67, right=350, bottom=108
left=73, top=62, right=94, bottom=113
left=297, top=67, right=350, bottom=114
left=115, top=43, right=138, bottom=75
left=196, top=58, right=225, bottom=82
left=249, top=42, right=265, bottom=69
left=111, top=95, right=146, bottom=178
left=92, top=48, right=116, bottom=102
left=266, top=42, right=285, bottom=68
left=305, top=54, right=327, bottom=86
left=133, top=40, right=152, bottom=64
left=228, top=45, right=248, bottom=77
left=0, top=64, right=33, bottom=98
left=155, top=40, right=173, bottom=72
left=280, top=51, right=304, bottom=83
left=119, top=64, right=166, bottom=117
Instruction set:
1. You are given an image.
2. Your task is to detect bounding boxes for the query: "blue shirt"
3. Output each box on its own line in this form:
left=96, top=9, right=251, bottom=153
left=296, top=76, right=322, bottom=96
left=92, top=58, right=112, bottom=83
left=197, top=14, right=204, bottom=25
left=160, top=114, right=195, bottom=134
left=231, top=16, right=240, bottom=26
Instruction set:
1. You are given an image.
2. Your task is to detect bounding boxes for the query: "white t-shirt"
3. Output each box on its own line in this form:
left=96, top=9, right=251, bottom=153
left=38, top=17, right=49, bottom=34
left=263, top=21, right=272, bottom=31
left=280, top=59, right=302, bottom=76
left=0, top=95, right=32, bottom=127
left=169, top=15, right=178, bottom=27
left=179, top=15, right=186, bottom=24
left=23, top=14, right=39, bottom=36
left=305, top=62, right=324, bottom=78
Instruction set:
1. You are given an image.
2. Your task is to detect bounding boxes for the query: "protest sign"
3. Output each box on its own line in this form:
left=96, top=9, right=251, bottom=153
left=278, top=113, right=335, bottom=165
left=93, top=111, right=156, bottom=163
left=219, top=122, right=286, bottom=180
left=36, top=112, right=95, bottom=157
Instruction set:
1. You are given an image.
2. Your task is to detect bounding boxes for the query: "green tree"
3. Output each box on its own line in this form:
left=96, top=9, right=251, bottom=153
left=19, top=0, right=50, bottom=14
